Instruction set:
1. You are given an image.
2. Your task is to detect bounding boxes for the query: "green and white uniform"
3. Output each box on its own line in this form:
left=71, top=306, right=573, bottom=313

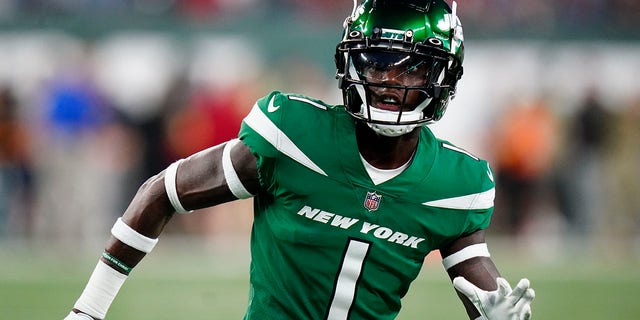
left=239, top=91, right=495, bottom=320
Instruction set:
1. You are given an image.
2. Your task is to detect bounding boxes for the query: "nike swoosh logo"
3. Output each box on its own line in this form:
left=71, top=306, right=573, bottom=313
left=267, top=96, right=280, bottom=113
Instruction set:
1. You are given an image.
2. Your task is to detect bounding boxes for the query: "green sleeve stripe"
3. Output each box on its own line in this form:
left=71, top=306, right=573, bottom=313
left=422, top=187, right=495, bottom=210
left=244, top=103, right=327, bottom=177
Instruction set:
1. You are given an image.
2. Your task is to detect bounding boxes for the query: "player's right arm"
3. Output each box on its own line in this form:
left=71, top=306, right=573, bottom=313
left=65, top=139, right=260, bottom=320
left=441, top=230, right=535, bottom=320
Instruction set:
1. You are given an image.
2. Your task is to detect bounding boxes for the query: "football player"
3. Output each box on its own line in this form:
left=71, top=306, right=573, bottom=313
left=65, top=0, right=534, bottom=319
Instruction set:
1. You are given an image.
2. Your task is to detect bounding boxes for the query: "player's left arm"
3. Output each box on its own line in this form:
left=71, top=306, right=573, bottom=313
left=64, top=139, right=260, bottom=319
left=440, top=229, right=535, bottom=320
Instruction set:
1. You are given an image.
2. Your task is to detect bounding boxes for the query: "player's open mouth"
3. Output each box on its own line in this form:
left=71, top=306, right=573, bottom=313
left=373, top=95, right=403, bottom=111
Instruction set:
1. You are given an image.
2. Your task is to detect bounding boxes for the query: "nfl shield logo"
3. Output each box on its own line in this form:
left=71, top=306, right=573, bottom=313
left=364, top=191, right=382, bottom=212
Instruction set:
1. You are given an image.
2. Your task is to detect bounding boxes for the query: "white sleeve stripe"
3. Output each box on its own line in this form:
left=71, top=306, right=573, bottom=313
left=422, top=188, right=495, bottom=210
left=442, top=143, right=479, bottom=160
left=442, top=243, right=490, bottom=270
left=164, top=159, right=191, bottom=214
left=222, top=139, right=253, bottom=199
left=73, top=260, right=127, bottom=319
left=243, top=104, right=327, bottom=176
left=110, top=217, right=158, bottom=253
left=288, top=96, right=328, bottom=110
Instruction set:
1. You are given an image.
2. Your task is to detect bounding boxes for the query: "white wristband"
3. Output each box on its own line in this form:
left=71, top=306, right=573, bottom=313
left=111, top=217, right=158, bottom=253
left=164, top=159, right=191, bottom=214
left=442, top=243, right=490, bottom=270
left=73, top=260, right=127, bottom=319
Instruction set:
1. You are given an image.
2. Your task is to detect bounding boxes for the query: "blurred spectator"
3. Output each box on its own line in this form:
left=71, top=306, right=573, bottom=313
left=604, top=97, right=640, bottom=244
left=554, top=91, right=613, bottom=237
left=134, top=75, right=190, bottom=183
left=33, top=60, right=139, bottom=246
left=165, top=86, right=240, bottom=159
left=0, top=86, right=34, bottom=237
left=492, top=97, right=559, bottom=235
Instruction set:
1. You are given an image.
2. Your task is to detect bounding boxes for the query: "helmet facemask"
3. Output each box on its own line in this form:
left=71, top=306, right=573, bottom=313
left=344, top=47, right=450, bottom=136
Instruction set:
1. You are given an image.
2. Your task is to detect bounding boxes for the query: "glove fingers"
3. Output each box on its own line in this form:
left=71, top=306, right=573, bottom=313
left=520, top=303, right=532, bottom=320
left=453, top=276, right=483, bottom=303
left=514, top=288, right=535, bottom=308
left=510, top=278, right=531, bottom=301
left=496, top=277, right=513, bottom=296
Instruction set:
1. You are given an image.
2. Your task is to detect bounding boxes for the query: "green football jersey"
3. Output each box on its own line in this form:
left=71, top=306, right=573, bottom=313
left=238, top=91, right=495, bottom=320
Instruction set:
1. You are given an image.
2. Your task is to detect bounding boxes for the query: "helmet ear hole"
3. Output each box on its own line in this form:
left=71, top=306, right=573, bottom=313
left=349, top=30, right=363, bottom=39
left=426, top=37, right=442, bottom=47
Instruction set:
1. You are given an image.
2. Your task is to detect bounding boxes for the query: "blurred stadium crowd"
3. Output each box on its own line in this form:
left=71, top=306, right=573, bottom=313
left=0, top=1, right=639, bottom=261
left=0, top=0, right=637, bottom=37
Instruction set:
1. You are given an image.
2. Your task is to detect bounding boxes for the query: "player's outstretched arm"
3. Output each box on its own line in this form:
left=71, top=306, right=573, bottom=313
left=440, top=230, right=535, bottom=320
left=65, top=139, right=259, bottom=320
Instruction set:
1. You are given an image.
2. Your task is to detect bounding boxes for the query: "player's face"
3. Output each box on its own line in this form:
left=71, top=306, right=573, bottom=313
left=354, top=52, right=430, bottom=112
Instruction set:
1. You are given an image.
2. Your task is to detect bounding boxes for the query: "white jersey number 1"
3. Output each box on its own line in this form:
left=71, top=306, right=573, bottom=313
left=325, top=239, right=371, bottom=320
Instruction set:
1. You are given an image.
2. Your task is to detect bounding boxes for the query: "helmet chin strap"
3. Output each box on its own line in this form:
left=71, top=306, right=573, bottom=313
left=365, top=106, right=422, bottom=137
left=355, top=85, right=432, bottom=137
left=361, top=100, right=430, bottom=137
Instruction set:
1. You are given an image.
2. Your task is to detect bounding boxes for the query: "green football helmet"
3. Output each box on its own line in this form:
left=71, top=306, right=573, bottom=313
left=335, top=0, right=464, bottom=136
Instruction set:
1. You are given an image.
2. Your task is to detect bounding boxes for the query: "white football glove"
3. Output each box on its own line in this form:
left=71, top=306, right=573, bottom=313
left=64, top=311, right=94, bottom=320
left=453, top=277, right=535, bottom=320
